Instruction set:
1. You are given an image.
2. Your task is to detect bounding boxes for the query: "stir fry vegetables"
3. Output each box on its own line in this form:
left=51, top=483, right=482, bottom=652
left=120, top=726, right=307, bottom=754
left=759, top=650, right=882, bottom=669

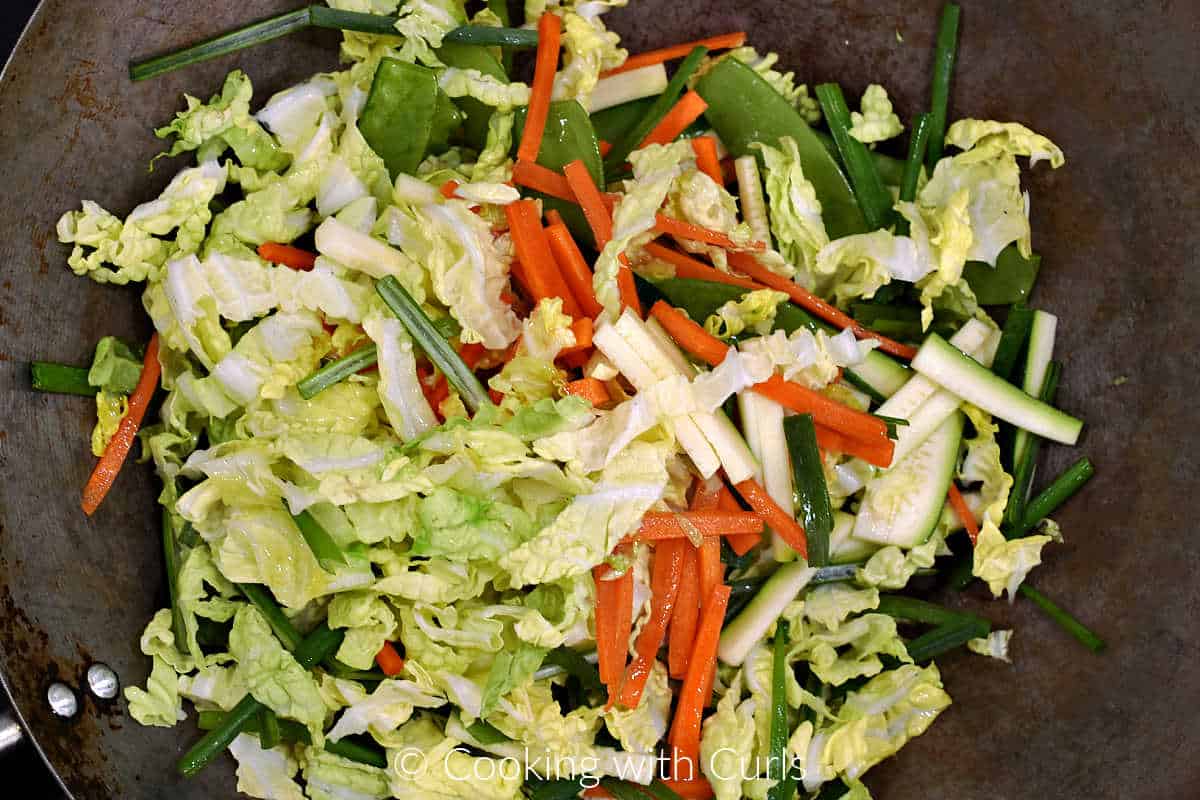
left=43, top=2, right=1107, bottom=798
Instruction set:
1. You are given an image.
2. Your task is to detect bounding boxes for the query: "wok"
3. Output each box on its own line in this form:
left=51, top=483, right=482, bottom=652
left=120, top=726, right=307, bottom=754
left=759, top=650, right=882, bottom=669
left=0, top=1, right=1198, bottom=797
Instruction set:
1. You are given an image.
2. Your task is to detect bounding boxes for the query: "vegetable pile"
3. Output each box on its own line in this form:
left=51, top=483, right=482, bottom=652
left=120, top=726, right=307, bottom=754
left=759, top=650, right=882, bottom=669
left=37, top=1, right=1103, bottom=798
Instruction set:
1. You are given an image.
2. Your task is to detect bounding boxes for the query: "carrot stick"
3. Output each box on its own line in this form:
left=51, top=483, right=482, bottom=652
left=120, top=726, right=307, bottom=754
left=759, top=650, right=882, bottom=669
left=512, top=160, right=576, bottom=202
left=546, top=223, right=604, bottom=317
left=598, top=139, right=614, bottom=157
left=814, top=424, right=896, bottom=469
left=563, top=159, right=614, bottom=248
left=726, top=251, right=919, bottom=360
left=655, top=214, right=765, bottom=250
left=258, top=242, right=316, bottom=271
left=718, top=486, right=760, bottom=555
left=668, top=583, right=732, bottom=769
left=601, top=32, right=747, bottom=77
left=947, top=483, right=980, bottom=545
left=691, top=136, right=723, bottom=184
left=668, top=545, right=700, bottom=680
left=375, top=642, right=405, bottom=676
left=649, top=300, right=889, bottom=444
left=439, top=180, right=460, bottom=199
left=618, top=538, right=685, bottom=708
left=517, top=12, right=562, bottom=164
left=505, top=200, right=584, bottom=317
left=631, top=511, right=765, bottom=540
left=617, top=261, right=643, bottom=317
left=563, top=377, right=609, bottom=406
left=692, top=483, right=724, bottom=691
left=82, top=333, right=162, bottom=516
left=564, top=317, right=594, bottom=351
left=642, top=242, right=759, bottom=289
left=734, top=478, right=808, bottom=558
left=639, top=90, right=709, bottom=148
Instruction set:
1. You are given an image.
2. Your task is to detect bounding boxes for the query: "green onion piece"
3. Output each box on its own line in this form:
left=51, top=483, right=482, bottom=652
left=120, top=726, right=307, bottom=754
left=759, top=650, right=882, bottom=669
left=130, top=8, right=313, bottom=81
left=297, top=345, right=378, bottom=400
left=1005, top=457, right=1095, bottom=539
left=527, top=778, right=591, bottom=800
left=307, top=6, right=399, bottom=35
left=814, top=129, right=907, bottom=186
left=990, top=303, right=1035, bottom=384
left=240, top=584, right=303, bottom=651
left=293, top=623, right=346, bottom=670
left=925, top=3, right=962, bottom=168
left=197, top=709, right=311, bottom=743
left=290, top=508, right=348, bottom=572
left=876, top=594, right=989, bottom=629
left=641, top=781, right=689, bottom=800
left=906, top=617, right=989, bottom=662
left=815, top=83, right=896, bottom=230
left=376, top=276, right=492, bottom=413
left=30, top=361, right=95, bottom=396
left=899, top=112, right=933, bottom=203
left=325, top=737, right=388, bottom=768
left=465, top=719, right=512, bottom=745
left=443, top=25, right=539, bottom=48
left=161, top=510, right=189, bottom=649
left=257, top=708, right=281, bottom=750
left=177, top=694, right=264, bottom=777
left=603, top=45, right=709, bottom=179
left=784, top=414, right=834, bottom=567
left=1005, top=361, right=1062, bottom=525
left=766, top=619, right=790, bottom=795
left=1018, top=584, right=1106, bottom=653
left=600, top=779, right=687, bottom=800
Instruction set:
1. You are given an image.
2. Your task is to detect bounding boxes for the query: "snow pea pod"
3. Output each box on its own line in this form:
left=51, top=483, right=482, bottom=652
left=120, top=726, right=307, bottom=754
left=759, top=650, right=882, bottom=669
left=695, top=57, right=865, bottom=239
left=514, top=100, right=603, bottom=246
left=359, top=58, right=440, bottom=179
left=436, top=42, right=507, bottom=150
left=962, top=244, right=1042, bottom=305
left=589, top=96, right=655, bottom=147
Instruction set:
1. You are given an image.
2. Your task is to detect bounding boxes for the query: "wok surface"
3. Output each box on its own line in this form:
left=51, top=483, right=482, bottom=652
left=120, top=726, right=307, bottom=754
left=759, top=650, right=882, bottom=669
left=0, top=1, right=1197, bottom=797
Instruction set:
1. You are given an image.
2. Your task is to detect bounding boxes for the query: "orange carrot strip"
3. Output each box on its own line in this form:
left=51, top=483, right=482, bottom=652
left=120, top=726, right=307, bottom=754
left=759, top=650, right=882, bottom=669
left=642, top=242, right=759, bottom=289
left=375, top=642, right=405, bottom=677
left=505, top=200, right=584, bottom=316
left=545, top=223, right=605, bottom=317
left=617, top=261, right=643, bottom=317
left=661, top=777, right=716, bottom=800
left=618, top=538, right=685, bottom=708
left=668, top=545, right=701, bottom=680
left=727, top=251, right=919, bottom=360
left=512, top=160, right=576, bottom=202
left=734, top=478, right=808, bottom=558
left=655, top=214, right=765, bottom=250
left=563, top=377, right=609, bottom=406
left=718, top=485, right=760, bottom=555
left=557, top=317, right=594, bottom=356
left=947, top=483, right=981, bottom=546
left=668, top=583, right=732, bottom=768
left=631, top=512, right=765, bottom=540
left=640, top=90, right=709, bottom=148
left=691, top=136, right=723, bottom=184
left=601, top=32, right=747, bottom=77
left=814, top=424, right=896, bottom=469
left=82, top=333, right=162, bottom=515
left=598, top=139, right=614, bottom=157
left=544, top=208, right=566, bottom=226
left=517, top=12, right=563, bottom=164
left=648, top=299, right=736, bottom=364
left=564, top=159, right=614, bottom=248
left=439, top=180, right=459, bottom=199
left=258, top=242, right=317, bottom=271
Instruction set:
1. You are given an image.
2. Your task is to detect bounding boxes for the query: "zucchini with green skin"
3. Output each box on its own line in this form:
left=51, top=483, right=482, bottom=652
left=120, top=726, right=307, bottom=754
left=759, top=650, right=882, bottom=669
left=912, top=331, right=1083, bottom=445
left=587, top=64, right=669, bottom=113
left=739, top=391, right=795, bottom=560
left=718, top=561, right=813, bottom=666
left=1012, top=310, right=1058, bottom=465
left=828, top=511, right=879, bottom=564
left=784, top=414, right=834, bottom=567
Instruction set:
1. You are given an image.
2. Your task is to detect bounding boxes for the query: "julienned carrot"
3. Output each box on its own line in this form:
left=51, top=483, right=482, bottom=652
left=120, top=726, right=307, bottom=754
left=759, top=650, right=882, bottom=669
left=668, top=545, right=701, bottom=680
left=718, top=486, right=760, bottom=555
left=598, top=140, right=614, bottom=157
left=545, top=208, right=566, bottom=227
left=649, top=300, right=889, bottom=444
left=563, top=159, right=613, bottom=248
left=691, top=136, right=723, bottom=184
left=632, top=512, right=765, bottom=540
left=639, top=90, right=709, bottom=148
left=609, top=554, right=635, bottom=708
left=545, top=223, right=604, bottom=317
left=726, top=252, right=919, bottom=360
left=947, top=483, right=980, bottom=545
left=601, top=32, right=747, bottom=77
left=643, top=243, right=759, bottom=289
left=517, top=12, right=562, bottom=164
left=617, top=262, right=643, bottom=316
left=560, top=317, right=594, bottom=355
left=692, top=483, right=724, bottom=672
left=814, top=424, right=896, bottom=469
left=618, top=538, right=685, bottom=708
left=505, top=200, right=584, bottom=317
left=258, top=242, right=316, bottom=271
left=375, top=641, right=405, bottom=676
left=734, top=478, right=808, bottom=558
left=564, top=377, right=609, bottom=406
left=82, top=333, right=162, bottom=516
left=512, top=160, right=575, bottom=202
left=439, top=180, right=460, bottom=199
left=655, top=214, right=765, bottom=250
left=668, top=583, right=732, bottom=768
left=593, top=551, right=633, bottom=697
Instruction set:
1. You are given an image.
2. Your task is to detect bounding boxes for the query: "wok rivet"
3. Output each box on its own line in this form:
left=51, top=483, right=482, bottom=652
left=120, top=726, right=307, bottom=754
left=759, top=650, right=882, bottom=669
left=47, top=683, right=77, bottom=718
left=86, top=664, right=119, bottom=700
